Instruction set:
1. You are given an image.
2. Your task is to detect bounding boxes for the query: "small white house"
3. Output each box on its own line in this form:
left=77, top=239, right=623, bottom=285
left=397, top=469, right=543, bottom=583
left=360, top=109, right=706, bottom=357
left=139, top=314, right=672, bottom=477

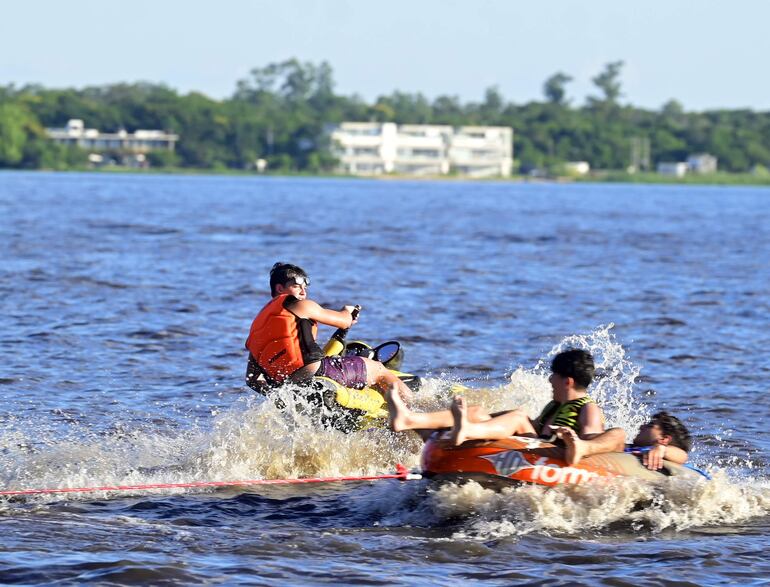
left=564, top=161, right=590, bottom=176
left=46, top=119, right=178, bottom=153
left=657, top=162, right=688, bottom=177
left=687, top=153, right=718, bottom=174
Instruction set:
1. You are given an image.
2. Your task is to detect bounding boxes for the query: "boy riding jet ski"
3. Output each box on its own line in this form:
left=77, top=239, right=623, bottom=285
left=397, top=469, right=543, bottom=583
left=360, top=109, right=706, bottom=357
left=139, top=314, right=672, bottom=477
left=244, top=262, right=414, bottom=430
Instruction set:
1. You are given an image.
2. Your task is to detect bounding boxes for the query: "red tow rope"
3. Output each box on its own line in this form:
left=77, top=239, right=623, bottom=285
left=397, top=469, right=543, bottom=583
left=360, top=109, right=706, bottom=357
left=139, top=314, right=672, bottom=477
left=0, top=464, right=422, bottom=498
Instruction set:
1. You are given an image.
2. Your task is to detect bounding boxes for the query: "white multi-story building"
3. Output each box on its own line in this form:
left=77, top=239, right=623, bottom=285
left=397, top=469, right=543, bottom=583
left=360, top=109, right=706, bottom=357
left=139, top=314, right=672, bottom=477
left=329, top=122, right=512, bottom=177
left=46, top=119, right=179, bottom=153
left=447, top=126, right=513, bottom=177
left=393, top=124, right=452, bottom=176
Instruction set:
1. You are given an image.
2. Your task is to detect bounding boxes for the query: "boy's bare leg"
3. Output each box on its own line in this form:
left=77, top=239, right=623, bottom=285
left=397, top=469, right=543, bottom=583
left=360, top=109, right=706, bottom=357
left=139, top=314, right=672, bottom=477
left=364, top=358, right=414, bottom=403
left=449, top=397, right=537, bottom=446
left=386, top=386, right=490, bottom=432
left=555, top=427, right=626, bottom=465
left=450, top=396, right=470, bottom=446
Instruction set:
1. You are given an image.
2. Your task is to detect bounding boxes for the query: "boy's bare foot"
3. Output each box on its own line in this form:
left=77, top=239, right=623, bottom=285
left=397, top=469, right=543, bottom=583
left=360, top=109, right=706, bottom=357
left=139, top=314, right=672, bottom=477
left=555, top=426, right=586, bottom=465
left=386, top=384, right=412, bottom=432
left=449, top=396, right=469, bottom=446
left=376, top=374, right=413, bottom=405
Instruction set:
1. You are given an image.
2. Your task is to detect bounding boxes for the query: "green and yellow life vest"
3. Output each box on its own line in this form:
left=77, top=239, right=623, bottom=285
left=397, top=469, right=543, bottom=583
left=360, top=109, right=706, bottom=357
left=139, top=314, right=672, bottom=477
left=534, top=396, right=596, bottom=436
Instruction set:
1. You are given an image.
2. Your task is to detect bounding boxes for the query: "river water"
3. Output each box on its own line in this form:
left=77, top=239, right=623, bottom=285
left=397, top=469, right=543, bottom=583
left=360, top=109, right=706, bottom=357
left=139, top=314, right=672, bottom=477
left=1, top=172, right=769, bottom=585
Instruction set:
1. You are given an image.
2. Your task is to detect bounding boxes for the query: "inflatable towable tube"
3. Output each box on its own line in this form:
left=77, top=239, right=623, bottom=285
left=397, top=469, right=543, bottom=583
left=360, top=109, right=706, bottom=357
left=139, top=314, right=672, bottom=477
left=421, top=433, right=708, bottom=488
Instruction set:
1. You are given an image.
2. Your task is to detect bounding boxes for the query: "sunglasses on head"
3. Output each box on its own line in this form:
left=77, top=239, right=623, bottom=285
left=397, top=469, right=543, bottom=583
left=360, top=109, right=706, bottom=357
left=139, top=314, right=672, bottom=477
left=286, top=275, right=310, bottom=287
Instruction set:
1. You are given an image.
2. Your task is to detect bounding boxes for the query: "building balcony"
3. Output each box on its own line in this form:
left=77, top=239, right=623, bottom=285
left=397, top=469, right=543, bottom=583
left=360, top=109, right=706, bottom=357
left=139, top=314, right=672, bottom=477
left=339, top=154, right=384, bottom=164
left=393, top=136, right=447, bottom=149
left=393, top=162, right=447, bottom=176
left=330, top=133, right=384, bottom=148
left=455, top=151, right=511, bottom=164
left=394, top=154, right=447, bottom=165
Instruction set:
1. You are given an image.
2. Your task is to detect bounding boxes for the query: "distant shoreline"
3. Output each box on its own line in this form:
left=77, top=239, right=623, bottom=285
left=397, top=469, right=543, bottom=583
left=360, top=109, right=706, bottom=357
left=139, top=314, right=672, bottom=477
left=5, top=167, right=770, bottom=187
left=577, top=171, right=770, bottom=187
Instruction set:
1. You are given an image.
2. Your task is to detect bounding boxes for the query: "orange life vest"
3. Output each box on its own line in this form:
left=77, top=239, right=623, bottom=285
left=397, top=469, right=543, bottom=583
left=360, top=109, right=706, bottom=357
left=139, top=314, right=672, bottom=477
left=245, top=294, right=322, bottom=383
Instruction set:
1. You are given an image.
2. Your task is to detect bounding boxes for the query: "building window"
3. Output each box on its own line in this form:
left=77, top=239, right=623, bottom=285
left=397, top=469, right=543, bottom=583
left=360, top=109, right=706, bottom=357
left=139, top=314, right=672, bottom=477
left=412, top=149, right=440, bottom=158
left=472, top=150, right=496, bottom=159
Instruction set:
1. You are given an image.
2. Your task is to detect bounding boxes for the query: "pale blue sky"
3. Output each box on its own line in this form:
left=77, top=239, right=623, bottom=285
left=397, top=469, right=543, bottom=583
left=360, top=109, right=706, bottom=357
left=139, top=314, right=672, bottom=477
left=2, top=0, right=767, bottom=111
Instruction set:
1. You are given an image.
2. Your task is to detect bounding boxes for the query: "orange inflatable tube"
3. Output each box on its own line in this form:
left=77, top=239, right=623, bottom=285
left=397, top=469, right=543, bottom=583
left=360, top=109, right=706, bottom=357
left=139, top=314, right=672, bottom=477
left=421, top=433, right=697, bottom=487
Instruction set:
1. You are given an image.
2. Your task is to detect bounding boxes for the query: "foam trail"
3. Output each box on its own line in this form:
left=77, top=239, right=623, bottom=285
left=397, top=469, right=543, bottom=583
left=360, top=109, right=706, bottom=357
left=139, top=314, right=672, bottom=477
left=417, top=469, right=770, bottom=540
left=2, top=324, right=767, bottom=537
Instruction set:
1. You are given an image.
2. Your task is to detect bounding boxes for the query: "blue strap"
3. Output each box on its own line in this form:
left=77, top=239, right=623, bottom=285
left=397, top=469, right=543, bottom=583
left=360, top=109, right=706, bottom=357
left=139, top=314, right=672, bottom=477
left=682, top=463, right=712, bottom=480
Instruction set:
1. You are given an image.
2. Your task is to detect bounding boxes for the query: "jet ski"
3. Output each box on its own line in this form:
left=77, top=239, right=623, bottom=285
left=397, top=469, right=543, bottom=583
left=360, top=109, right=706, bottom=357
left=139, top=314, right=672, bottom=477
left=246, top=307, right=424, bottom=432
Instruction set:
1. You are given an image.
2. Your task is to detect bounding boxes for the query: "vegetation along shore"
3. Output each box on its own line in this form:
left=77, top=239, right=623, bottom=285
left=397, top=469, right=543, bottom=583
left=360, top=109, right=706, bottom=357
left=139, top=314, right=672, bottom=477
left=1, top=59, right=769, bottom=184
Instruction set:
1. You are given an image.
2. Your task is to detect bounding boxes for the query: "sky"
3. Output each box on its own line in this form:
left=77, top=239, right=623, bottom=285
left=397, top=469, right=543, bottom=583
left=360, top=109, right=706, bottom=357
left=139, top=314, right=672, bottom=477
left=2, top=0, right=768, bottom=112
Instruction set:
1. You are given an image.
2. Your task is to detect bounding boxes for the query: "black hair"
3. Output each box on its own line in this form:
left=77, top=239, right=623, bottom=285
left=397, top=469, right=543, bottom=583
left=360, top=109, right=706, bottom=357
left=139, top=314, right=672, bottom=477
left=651, top=411, right=692, bottom=452
left=550, top=349, right=595, bottom=389
left=269, top=262, right=308, bottom=296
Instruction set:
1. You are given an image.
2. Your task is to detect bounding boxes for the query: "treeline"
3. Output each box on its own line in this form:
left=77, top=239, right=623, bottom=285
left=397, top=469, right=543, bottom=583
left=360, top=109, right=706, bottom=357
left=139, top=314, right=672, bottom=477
left=1, top=59, right=769, bottom=173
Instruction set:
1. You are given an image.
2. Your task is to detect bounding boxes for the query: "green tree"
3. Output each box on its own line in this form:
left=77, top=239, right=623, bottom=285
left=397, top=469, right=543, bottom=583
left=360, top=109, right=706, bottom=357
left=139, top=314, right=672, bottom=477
left=543, top=72, right=573, bottom=105
left=589, top=61, right=624, bottom=106
left=477, top=86, right=505, bottom=123
left=0, top=102, right=30, bottom=166
left=375, top=92, right=432, bottom=123
left=4, top=59, right=770, bottom=174
left=432, top=95, right=466, bottom=125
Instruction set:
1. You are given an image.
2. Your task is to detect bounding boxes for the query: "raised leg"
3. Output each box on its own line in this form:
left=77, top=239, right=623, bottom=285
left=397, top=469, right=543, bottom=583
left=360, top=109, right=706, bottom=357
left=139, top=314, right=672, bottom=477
left=386, top=386, right=491, bottom=432
left=448, top=398, right=537, bottom=446
left=364, top=358, right=414, bottom=404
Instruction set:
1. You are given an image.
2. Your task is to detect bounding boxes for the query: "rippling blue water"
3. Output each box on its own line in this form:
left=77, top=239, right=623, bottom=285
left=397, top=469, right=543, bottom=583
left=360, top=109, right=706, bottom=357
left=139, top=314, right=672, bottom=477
left=1, top=172, right=769, bottom=585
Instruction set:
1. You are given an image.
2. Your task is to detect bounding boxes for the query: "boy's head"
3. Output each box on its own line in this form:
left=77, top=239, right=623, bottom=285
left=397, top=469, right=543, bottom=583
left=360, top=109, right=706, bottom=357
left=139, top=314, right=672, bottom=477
left=550, top=349, right=595, bottom=389
left=634, top=412, right=692, bottom=452
left=269, top=262, right=310, bottom=298
left=634, top=411, right=692, bottom=452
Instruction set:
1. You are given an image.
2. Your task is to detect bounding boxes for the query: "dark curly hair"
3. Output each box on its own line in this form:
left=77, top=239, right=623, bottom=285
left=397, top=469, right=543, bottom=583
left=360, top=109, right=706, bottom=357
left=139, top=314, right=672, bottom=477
left=269, top=262, right=308, bottom=296
left=550, top=349, right=595, bottom=389
left=651, top=411, right=692, bottom=452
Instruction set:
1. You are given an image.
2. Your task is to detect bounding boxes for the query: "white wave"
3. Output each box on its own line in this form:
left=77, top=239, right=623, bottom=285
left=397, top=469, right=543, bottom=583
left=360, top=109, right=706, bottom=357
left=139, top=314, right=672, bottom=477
left=2, top=324, right=767, bottom=539
left=423, top=470, right=770, bottom=540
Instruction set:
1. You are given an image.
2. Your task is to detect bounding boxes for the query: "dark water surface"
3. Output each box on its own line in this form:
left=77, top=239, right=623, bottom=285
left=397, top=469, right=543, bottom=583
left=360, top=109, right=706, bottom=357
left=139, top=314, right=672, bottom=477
left=1, top=172, right=769, bottom=585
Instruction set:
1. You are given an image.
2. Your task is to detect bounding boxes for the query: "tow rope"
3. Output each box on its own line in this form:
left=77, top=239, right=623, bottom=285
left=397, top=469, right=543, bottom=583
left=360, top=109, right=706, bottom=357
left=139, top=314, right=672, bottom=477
left=0, top=464, right=422, bottom=498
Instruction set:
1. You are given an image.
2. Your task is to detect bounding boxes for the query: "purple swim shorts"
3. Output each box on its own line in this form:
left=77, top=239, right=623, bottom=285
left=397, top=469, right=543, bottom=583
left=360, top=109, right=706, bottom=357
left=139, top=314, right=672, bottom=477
left=316, top=355, right=368, bottom=389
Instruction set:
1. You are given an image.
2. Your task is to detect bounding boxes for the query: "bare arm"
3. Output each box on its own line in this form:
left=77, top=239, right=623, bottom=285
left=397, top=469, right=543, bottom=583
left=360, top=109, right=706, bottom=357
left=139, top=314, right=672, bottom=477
left=291, top=299, right=355, bottom=329
left=662, top=445, right=688, bottom=464
left=577, top=402, right=606, bottom=439
left=642, top=444, right=688, bottom=470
